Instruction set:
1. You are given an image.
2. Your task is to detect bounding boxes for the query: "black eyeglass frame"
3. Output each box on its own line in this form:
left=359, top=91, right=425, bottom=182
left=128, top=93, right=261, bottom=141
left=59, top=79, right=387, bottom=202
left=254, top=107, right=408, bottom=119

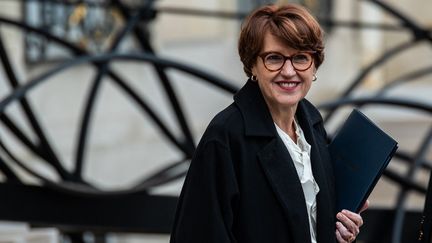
left=258, top=51, right=317, bottom=72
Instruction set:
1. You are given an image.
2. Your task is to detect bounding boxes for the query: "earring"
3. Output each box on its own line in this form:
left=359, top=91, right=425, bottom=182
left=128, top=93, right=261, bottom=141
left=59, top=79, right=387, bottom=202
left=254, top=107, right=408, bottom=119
left=251, top=75, right=257, bottom=81
left=312, top=74, right=317, bottom=82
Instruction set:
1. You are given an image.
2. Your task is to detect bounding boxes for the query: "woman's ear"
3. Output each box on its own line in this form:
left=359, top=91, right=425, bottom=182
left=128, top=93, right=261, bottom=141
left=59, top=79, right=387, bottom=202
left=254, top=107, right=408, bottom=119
left=250, top=66, right=258, bottom=81
left=251, top=65, right=257, bottom=76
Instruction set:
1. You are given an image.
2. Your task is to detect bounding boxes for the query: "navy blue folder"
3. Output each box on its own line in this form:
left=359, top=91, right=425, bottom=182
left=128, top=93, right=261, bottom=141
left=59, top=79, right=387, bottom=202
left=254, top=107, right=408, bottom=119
left=329, top=109, right=398, bottom=213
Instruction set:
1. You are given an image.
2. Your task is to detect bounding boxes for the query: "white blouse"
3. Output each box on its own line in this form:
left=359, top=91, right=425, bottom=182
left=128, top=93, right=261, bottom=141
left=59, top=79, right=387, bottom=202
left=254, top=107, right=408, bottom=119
left=275, top=119, right=320, bottom=243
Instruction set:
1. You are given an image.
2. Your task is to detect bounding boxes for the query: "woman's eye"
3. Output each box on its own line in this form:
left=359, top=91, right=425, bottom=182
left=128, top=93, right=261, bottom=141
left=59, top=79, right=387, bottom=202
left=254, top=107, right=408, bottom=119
left=266, top=54, right=283, bottom=62
left=293, top=54, right=309, bottom=63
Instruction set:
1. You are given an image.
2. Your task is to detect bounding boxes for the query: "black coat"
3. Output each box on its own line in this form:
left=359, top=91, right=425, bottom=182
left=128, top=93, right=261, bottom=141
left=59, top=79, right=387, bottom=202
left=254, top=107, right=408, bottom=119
left=170, top=80, right=337, bottom=243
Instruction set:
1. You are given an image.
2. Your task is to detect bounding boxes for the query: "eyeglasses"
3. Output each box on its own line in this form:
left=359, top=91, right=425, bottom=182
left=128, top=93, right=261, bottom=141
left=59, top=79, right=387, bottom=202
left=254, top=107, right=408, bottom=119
left=258, top=51, right=316, bottom=72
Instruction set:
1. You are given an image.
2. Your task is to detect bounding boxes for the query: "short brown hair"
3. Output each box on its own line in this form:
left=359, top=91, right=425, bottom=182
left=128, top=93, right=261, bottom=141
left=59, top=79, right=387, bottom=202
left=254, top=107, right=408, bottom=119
left=238, top=4, right=325, bottom=78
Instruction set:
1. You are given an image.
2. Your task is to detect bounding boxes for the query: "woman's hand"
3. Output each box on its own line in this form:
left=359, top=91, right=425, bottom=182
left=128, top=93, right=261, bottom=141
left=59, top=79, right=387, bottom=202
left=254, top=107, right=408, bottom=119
left=335, top=200, right=369, bottom=243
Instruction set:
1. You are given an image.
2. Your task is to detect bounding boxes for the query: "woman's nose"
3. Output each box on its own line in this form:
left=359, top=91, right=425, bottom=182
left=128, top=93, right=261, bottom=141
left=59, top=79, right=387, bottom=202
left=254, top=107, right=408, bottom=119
left=280, top=60, right=296, bottom=76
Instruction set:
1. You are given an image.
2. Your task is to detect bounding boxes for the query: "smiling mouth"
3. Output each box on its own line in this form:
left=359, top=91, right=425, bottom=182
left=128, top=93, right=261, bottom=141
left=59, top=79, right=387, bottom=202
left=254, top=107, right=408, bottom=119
left=276, top=81, right=300, bottom=89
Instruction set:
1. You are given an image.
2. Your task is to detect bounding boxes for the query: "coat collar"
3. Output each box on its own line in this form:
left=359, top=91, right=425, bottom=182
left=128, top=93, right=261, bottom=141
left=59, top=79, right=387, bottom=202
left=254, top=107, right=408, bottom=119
left=234, top=79, right=335, bottom=242
left=233, top=80, right=275, bottom=137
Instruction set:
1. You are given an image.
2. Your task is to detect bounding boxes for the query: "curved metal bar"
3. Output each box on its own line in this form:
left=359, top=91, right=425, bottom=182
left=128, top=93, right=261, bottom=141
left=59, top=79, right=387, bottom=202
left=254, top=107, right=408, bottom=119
left=107, top=66, right=237, bottom=97
left=367, top=0, right=432, bottom=41
left=134, top=158, right=189, bottom=189
left=322, top=40, right=422, bottom=122
left=0, top=137, right=61, bottom=187
left=0, top=17, right=84, bottom=56
left=148, top=63, right=198, bottom=155
left=318, top=97, right=432, bottom=114
left=319, top=18, right=417, bottom=32
left=73, top=0, right=156, bottom=179
left=0, top=135, right=95, bottom=192
left=391, top=126, right=432, bottom=243
left=0, top=53, right=238, bottom=195
left=73, top=66, right=106, bottom=180
left=394, top=150, right=432, bottom=171
left=0, top=144, right=21, bottom=183
left=106, top=71, right=194, bottom=156
left=115, top=0, right=197, bottom=156
left=0, top=32, right=71, bottom=179
left=0, top=157, right=20, bottom=183
left=383, top=168, right=427, bottom=194
left=377, top=65, right=432, bottom=96
left=0, top=114, right=63, bottom=170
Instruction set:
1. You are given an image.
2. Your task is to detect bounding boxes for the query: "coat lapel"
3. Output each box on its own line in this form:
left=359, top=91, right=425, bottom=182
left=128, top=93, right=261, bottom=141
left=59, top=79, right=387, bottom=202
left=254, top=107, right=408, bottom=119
left=297, top=101, right=336, bottom=242
left=257, top=138, right=313, bottom=243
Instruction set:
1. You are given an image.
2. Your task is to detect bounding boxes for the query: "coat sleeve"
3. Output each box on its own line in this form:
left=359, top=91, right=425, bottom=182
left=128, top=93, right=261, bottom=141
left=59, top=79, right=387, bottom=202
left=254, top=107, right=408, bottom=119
left=170, top=139, right=239, bottom=243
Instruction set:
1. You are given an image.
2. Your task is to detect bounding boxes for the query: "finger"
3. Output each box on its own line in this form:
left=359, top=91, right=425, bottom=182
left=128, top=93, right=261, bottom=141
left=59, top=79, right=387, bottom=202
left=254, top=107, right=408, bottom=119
left=359, top=200, right=370, bottom=214
left=337, top=212, right=360, bottom=236
left=335, top=229, right=347, bottom=243
left=341, top=210, right=364, bottom=227
left=336, top=221, right=355, bottom=241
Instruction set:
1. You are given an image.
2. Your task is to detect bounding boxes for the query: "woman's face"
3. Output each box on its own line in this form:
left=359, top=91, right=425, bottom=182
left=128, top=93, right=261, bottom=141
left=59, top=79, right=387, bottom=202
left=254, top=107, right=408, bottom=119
left=251, top=33, right=316, bottom=110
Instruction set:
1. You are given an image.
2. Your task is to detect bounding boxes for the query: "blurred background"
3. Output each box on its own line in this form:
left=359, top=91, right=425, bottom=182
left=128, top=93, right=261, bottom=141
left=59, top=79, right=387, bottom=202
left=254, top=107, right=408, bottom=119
left=0, top=0, right=431, bottom=242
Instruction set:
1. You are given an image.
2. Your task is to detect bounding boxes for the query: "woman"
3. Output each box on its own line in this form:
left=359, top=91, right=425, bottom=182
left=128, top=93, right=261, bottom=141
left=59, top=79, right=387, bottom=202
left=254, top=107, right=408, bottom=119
left=170, top=3, right=367, bottom=243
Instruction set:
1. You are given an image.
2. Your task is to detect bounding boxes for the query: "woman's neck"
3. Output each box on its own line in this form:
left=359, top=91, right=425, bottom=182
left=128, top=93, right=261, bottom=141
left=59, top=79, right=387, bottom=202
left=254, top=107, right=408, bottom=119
left=268, top=103, right=298, bottom=142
